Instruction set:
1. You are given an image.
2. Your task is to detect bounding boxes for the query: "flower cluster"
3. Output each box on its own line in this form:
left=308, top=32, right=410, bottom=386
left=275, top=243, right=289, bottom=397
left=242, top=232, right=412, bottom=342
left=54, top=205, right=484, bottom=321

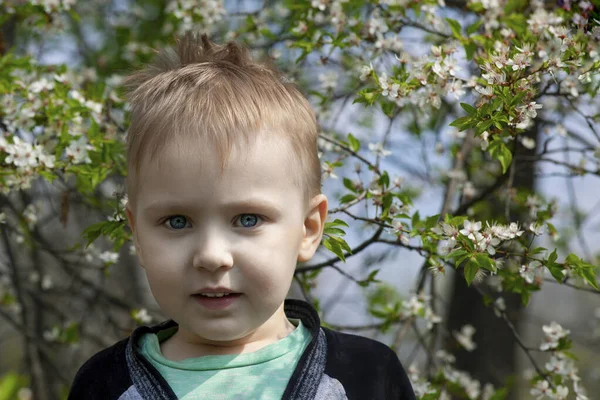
left=306, top=0, right=349, bottom=33
left=529, top=350, right=589, bottom=399
left=540, top=321, right=570, bottom=351
left=131, top=308, right=153, bottom=324
left=83, top=243, right=120, bottom=268
left=65, top=136, right=95, bottom=165
left=1, top=136, right=55, bottom=170
left=165, top=0, right=226, bottom=34
left=402, top=292, right=442, bottom=330
left=29, top=0, right=76, bottom=14
left=409, top=350, right=497, bottom=399
left=434, top=220, right=524, bottom=258
left=519, top=260, right=543, bottom=284
left=453, top=324, right=477, bottom=351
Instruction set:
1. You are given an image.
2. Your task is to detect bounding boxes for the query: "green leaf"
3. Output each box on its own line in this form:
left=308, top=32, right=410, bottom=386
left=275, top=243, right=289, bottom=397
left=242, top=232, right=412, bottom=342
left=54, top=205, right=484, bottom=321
left=475, top=119, right=494, bottom=135
left=488, top=140, right=513, bottom=174
left=579, top=266, right=599, bottom=290
left=381, top=101, right=396, bottom=117
left=378, top=171, right=390, bottom=188
left=411, top=210, right=420, bottom=228
left=466, top=20, right=483, bottom=35
left=464, top=41, right=477, bottom=60
left=354, top=88, right=379, bottom=106
left=565, top=253, right=581, bottom=267
left=448, top=249, right=469, bottom=260
left=546, top=249, right=564, bottom=282
left=61, top=322, right=80, bottom=344
left=566, top=253, right=599, bottom=290
left=548, top=248, right=558, bottom=264
left=504, top=0, right=528, bottom=14
left=529, top=247, right=547, bottom=256
left=347, top=133, right=360, bottom=152
left=449, top=115, right=473, bottom=130
left=521, top=290, right=533, bottom=306
left=509, top=90, right=527, bottom=107
left=445, top=18, right=463, bottom=39
left=0, top=372, right=26, bottom=400
left=343, top=177, right=357, bottom=193
left=329, top=235, right=352, bottom=254
left=323, top=237, right=345, bottom=262
left=339, top=194, right=357, bottom=204
left=460, top=102, right=477, bottom=116
left=325, top=218, right=349, bottom=229
left=464, top=258, right=479, bottom=286
left=324, top=227, right=346, bottom=236
left=475, top=253, right=496, bottom=272
left=424, top=214, right=440, bottom=229
left=358, top=269, right=381, bottom=287
left=81, top=221, right=105, bottom=247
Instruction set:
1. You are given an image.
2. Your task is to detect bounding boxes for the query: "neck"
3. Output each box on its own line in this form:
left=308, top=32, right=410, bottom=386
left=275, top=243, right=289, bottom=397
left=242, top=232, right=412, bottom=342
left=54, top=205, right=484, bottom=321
left=160, top=304, right=296, bottom=361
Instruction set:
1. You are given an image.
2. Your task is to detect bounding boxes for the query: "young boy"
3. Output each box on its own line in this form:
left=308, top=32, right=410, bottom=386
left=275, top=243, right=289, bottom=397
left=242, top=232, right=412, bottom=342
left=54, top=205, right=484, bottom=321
left=68, top=33, right=415, bottom=400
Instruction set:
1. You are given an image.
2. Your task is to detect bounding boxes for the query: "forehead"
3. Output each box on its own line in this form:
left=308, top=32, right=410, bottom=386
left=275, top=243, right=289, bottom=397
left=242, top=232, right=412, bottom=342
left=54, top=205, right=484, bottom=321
left=135, top=133, right=302, bottom=210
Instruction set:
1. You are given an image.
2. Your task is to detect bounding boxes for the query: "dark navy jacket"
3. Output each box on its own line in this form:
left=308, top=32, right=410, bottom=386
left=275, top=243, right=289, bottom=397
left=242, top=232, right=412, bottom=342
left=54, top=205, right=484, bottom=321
left=68, top=299, right=415, bottom=399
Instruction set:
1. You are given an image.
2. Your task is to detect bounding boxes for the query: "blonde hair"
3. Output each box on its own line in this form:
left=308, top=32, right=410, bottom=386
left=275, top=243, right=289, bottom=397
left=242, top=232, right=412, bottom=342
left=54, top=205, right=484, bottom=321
left=123, top=32, right=321, bottom=211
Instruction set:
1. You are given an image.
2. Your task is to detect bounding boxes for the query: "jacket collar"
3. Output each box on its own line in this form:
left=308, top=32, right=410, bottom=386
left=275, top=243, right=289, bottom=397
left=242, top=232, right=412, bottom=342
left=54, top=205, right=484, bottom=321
left=125, top=298, right=327, bottom=400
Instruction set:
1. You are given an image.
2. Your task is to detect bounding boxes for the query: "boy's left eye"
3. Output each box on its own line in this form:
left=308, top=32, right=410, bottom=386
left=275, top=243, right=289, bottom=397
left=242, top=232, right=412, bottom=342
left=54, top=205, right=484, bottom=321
left=234, top=214, right=263, bottom=229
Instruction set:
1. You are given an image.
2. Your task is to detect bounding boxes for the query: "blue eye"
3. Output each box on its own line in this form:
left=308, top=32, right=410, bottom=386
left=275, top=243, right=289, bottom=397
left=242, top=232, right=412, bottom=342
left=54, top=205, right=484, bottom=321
left=163, top=214, right=263, bottom=231
left=166, top=215, right=189, bottom=230
left=238, top=214, right=260, bottom=228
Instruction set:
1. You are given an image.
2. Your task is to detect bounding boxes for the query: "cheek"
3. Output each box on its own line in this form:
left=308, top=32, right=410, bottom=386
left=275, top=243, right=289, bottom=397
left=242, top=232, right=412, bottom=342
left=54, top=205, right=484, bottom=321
left=238, top=241, right=297, bottom=293
left=137, top=232, right=190, bottom=277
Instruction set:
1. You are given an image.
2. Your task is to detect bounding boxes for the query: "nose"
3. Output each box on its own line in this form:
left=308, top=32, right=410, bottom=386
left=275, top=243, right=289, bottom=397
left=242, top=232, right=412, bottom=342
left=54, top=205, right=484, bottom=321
left=191, top=229, right=234, bottom=272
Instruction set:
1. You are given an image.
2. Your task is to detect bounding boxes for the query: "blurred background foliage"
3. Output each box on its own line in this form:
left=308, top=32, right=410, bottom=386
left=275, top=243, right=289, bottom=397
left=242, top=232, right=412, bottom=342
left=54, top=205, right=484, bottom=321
left=0, top=0, right=600, bottom=399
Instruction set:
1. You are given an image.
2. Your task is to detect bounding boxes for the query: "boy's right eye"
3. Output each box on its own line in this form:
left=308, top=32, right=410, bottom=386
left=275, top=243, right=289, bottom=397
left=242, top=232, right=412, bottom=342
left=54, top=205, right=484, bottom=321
left=164, top=215, right=190, bottom=230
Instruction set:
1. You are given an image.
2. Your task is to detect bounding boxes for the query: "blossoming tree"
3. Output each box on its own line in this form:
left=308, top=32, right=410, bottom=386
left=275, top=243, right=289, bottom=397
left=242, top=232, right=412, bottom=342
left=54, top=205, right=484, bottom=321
left=0, top=0, right=599, bottom=399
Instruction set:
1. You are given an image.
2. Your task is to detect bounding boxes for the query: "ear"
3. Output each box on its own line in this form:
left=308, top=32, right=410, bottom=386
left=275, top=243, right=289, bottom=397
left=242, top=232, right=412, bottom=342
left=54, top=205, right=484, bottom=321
left=125, top=205, right=145, bottom=269
left=297, top=194, right=328, bottom=263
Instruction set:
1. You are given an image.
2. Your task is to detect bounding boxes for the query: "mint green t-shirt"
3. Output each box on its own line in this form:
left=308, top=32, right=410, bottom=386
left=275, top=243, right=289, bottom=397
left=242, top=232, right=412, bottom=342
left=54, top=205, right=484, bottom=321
left=138, top=319, right=312, bottom=400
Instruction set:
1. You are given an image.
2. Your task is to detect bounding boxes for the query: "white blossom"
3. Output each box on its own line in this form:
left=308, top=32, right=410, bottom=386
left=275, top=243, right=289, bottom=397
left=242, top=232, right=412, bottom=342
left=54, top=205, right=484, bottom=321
left=460, top=220, right=481, bottom=240
left=29, top=78, right=54, bottom=93
left=368, top=142, right=392, bottom=158
left=4, top=137, right=38, bottom=168
left=98, top=251, right=119, bottom=265
left=540, top=321, right=570, bottom=351
left=520, top=260, right=541, bottom=284
left=529, top=222, right=545, bottom=236
left=359, top=64, right=373, bottom=81
left=453, top=324, right=477, bottom=351
left=494, top=297, right=505, bottom=317
left=531, top=380, right=551, bottom=399
left=520, top=136, right=536, bottom=149
left=132, top=308, right=153, bottom=324
left=17, top=387, right=32, bottom=400
left=518, top=101, right=543, bottom=119
left=66, top=136, right=94, bottom=164
left=318, top=70, right=338, bottom=91
left=41, top=275, right=54, bottom=291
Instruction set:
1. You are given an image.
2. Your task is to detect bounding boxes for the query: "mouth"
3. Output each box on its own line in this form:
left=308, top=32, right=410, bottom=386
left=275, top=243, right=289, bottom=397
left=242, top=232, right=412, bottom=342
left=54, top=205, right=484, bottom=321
left=193, top=292, right=241, bottom=298
left=193, top=287, right=241, bottom=298
left=192, top=292, right=242, bottom=310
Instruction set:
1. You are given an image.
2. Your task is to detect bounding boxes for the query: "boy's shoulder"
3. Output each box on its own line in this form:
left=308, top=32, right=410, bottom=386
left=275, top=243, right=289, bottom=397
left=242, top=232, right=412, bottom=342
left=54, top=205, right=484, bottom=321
left=322, top=326, right=396, bottom=358
left=321, top=327, right=416, bottom=400
left=68, top=337, right=132, bottom=399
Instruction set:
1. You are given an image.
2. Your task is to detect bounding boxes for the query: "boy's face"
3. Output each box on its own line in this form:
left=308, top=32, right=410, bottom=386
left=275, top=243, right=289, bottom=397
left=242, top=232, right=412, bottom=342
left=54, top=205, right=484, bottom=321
left=126, top=133, right=327, bottom=349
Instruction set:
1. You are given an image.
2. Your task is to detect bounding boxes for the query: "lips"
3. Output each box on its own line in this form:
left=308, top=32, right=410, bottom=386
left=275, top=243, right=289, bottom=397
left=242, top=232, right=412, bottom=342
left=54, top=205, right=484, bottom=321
left=193, top=286, right=241, bottom=296
left=192, top=292, right=242, bottom=310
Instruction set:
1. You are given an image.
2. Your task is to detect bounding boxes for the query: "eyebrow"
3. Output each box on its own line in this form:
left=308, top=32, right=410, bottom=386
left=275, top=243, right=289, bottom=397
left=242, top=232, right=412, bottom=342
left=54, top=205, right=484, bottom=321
left=142, top=198, right=282, bottom=215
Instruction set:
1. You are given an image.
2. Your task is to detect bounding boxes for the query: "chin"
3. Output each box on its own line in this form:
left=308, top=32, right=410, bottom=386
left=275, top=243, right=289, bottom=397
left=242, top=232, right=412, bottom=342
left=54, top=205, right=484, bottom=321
left=188, top=320, right=252, bottom=342
left=197, top=329, right=251, bottom=343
